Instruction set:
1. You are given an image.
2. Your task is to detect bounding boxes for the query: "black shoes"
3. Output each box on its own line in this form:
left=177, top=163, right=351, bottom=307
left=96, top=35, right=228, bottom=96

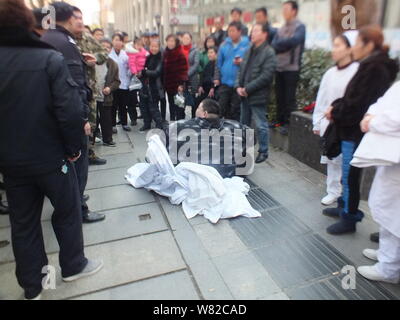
left=0, top=202, right=10, bottom=215
left=103, top=141, right=116, bottom=147
left=323, top=198, right=344, bottom=218
left=89, top=156, right=107, bottom=166
left=83, top=211, right=106, bottom=224
left=83, top=194, right=90, bottom=202
left=370, top=232, right=380, bottom=243
left=256, top=153, right=269, bottom=164
left=139, top=126, right=151, bottom=132
left=122, top=125, right=132, bottom=132
left=327, top=218, right=357, bottom=235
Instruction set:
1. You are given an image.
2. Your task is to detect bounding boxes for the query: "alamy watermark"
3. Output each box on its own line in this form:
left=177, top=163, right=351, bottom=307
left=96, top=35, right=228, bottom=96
left=41, top=5, right=56, bottom=30
left=341, top=5, right=357, bottom=30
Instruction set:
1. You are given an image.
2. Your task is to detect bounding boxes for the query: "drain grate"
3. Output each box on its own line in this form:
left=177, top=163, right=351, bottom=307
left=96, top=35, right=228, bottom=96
left=247, top=188, right=281, bottom=212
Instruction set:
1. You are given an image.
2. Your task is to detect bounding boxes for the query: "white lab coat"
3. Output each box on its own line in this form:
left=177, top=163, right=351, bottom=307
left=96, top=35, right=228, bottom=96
left=126, top=135, right=261, bottom=224
left=313, top=62, right=359, bottom=165
left=367, top=82, right=400, bottom=238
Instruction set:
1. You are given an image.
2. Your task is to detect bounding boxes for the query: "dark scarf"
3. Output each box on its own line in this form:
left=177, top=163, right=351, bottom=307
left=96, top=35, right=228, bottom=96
left=145, top=51, right=162, bottom=71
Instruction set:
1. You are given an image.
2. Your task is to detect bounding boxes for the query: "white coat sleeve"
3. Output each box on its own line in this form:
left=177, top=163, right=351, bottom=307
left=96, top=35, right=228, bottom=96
left=369, top=82, right=400, bottom=137
left=313, top=71, right=330, bottom=132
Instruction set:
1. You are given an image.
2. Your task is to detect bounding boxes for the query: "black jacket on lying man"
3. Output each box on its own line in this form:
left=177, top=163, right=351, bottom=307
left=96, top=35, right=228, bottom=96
left=165, top=99, right=255, bottom=178
left=0, top=27, right=85, bottom=177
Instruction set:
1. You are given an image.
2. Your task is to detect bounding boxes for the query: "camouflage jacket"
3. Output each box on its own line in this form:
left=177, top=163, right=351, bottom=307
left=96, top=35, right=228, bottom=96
left=76, top=32, right=109, bottom=100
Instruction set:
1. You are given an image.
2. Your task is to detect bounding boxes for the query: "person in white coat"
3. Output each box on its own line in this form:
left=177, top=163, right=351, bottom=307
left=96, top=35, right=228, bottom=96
left=357, top=81, right=400, bottom=284
left=313, top=32, right=359, bottom=206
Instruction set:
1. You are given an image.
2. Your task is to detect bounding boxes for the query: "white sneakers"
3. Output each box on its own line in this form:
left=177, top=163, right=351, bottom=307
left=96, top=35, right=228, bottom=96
left=62, top=259, right=104, bottom=283
left=357, top=265, right=399, bottom=284
left=363, top=249, right=378, bottom=261
left=321, top=194, right=339, bottom=206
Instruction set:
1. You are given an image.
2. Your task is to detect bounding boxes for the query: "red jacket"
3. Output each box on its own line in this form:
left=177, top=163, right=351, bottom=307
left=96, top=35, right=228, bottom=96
left=163, top=46, right=188, bottom=94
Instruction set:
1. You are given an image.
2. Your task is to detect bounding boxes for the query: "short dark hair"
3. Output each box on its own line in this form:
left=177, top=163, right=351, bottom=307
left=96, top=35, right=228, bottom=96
left=32, top=8, right=47, bottom=30
left=84, top=25, right=92, bottom=33
left=201, top=99, right=221, bottom=116
left=93, top=28, right=104, bottom=35
left=204, top=35, right=216, bottom=51
left=207, top=46, right=218, bottom=54
left=51, top=1, right=74, bottom=23
left=231, top=7, right=242, bottom=15
left=255, top=7, right=268, bottom=16
left=254, top=23, right=269, bottom=34
left=183, top=32, right=193, bottom=40
left=100, top=38, right=112, bottom=47
left=228, top=21, right=243, bottom=32
left=283, top=1, right=299, bottom=12
left=112, top=33, right=124, bottom=42
left=166, top=34, right=180, bottom=48
left=121, top=31, right=129, bottom=38
left=0, top=0, right=35, bottom=30
left=72, top=6, right=82, bottom=14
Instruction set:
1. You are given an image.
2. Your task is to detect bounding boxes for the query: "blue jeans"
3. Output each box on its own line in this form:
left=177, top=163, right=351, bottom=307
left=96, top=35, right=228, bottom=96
left=241, top=100, right=269, bottom=154
left=341, top=141, right=364, bottom=222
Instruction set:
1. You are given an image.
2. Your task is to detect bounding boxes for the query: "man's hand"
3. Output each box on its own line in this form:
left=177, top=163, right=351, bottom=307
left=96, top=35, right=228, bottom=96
left=361, top=114, right=375, bottom=133
left=233, top=57, right=243, bottom=66
left=236, top=87, right=248, bottom=97
left=68, top=151, right=81, bottom=163
left=82, top=53, right=97, bottom=67
left=103, top=87, right=111, bottom=96
left=313, top=130, right=320, bottom=136
left=198, top=86, right=205, bottom=95
left=208, top=88, right=215, bottom=98
left=325, top=106, right=334, bottom=121
left=84, top=122, right=91, bottom=136
left=214, top=80, right=220, bottom=87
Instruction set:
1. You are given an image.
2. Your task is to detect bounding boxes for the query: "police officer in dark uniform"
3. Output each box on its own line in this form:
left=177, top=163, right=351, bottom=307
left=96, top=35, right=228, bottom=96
left=41, top=2, right=106, bottom=223
left=0, top=0, right=103, bottom=300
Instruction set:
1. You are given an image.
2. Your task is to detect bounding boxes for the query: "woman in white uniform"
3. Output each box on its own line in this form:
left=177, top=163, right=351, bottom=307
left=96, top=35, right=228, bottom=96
left=313, top=32, right=359, bottom=206
left=357, top=81, right=400, bottom=284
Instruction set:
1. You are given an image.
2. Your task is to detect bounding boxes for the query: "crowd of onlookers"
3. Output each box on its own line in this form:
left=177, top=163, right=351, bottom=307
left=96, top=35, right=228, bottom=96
left=1, top=0, right=400, bottom=300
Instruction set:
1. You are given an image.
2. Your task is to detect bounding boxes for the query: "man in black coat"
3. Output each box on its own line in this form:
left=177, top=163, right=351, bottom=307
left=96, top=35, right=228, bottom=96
left=236, top=23, right=277, bottom=164
left=41, top=2, right=105, bottom=224
left=0, top=0, right=103, bottom=300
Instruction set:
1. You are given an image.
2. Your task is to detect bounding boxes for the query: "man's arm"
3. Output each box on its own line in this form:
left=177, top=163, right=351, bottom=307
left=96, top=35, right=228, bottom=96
left=272, top=24, right=306, bottom=53
left=47, top=52, right=86, bottom=157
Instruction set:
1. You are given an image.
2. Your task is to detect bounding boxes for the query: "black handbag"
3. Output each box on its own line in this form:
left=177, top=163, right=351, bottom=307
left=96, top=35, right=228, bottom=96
left=322, top=122, right=341, bottom=160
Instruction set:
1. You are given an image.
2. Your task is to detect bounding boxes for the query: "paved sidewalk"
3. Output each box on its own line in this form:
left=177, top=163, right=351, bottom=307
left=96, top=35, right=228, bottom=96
left=0, top=124, right=399, bottom=300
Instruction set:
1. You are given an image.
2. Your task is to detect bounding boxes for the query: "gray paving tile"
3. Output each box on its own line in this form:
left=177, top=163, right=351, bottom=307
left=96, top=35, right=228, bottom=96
left=259, top=292, right=290, bottom=300
left=287, top=275, right=398, bottom=300
left=254, top=234, right=351, bottom=289
left=95, top=142, right=133, bottom=157
left=85, top=185, right=155, bottom=212
left=212, top=251, right=281, bottom=300
left=0, top=203, right=168, bottom=264
left=230, top=207, right=311, bottom=249
left=87, top=167, right=130, bottom=190
left=193, top=221, right=248, bottom=259
left=0, top=231, right=186, bottom=300
left=89, top=153, right=139, bottom=172
left=72, top=271, right=200, bottom=300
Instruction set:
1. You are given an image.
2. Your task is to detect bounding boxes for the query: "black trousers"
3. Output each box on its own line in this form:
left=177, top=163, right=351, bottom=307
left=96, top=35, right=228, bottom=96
left=113, top=89, right=132, bottom=126
left=139, top=88, right=163, bottom=128
left=96, top=101, right=113, bottom=144
left=127, top=90, right=138, bottom=123
left=167, top=92, right=185, bottom=121
left=160, top=97, right=167, bottom=121
left=218, top=85, right=241, bottom=121
left=3, top=162, right=88, bottom=299
left=74, top=136, right=89, bottom=214
left=275, top=71, right=300, bottom=126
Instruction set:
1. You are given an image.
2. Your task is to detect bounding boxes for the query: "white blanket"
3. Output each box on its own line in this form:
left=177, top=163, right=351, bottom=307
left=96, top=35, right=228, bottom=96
left=126, top=135, right=261, bottom=224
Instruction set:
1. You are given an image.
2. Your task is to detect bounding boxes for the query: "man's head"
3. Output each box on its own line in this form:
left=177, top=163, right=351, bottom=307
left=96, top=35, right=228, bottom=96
left=230, top=8, right=242, bottom=23
left=251, top=23, right=269, bottom=46
left=282, top=1, right=299, bottom=22
left=32, top=8, right=47, bottom=35
left=0, top=0, right=35, bottom=31
left=227, top=21, right=242, bottom=43
left=100, top=38, right=112, bottom=53
left=207, top=47, right=218, bottom=61
left=214, top=17, right=224, bottom=31
left=255, top=7, right=268, bottom=25
left=51, top=2, right=83, bottom=35
left=112, top=33, right=124, bottom=51
left=196, top=99, right=221, bottom=119
left=93, top=28, right=104, bottom=41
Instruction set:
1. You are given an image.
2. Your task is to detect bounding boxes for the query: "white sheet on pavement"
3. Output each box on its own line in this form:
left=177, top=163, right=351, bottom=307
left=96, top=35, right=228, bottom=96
left=125, top=135, right=261, bottom=224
